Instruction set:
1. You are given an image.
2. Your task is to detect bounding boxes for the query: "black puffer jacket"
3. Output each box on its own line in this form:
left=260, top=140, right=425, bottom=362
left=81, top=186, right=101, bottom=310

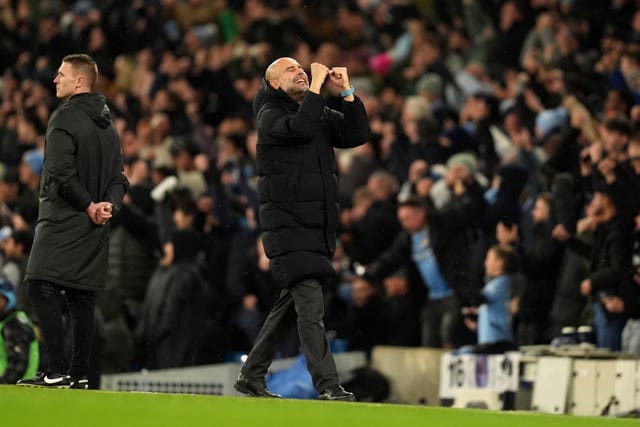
left=253, top=79, right=371, bottom=286
left=25, top=92, right=129, bottom=291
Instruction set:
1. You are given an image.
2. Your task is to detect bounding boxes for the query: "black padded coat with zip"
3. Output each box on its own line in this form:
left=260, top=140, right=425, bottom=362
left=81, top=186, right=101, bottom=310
left=25, top=92, right=129, bottom=291
left=253, top=79, right=371, bottom=286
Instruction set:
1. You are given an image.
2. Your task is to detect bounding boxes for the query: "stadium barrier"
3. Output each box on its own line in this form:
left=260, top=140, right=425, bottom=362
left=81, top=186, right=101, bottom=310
left=438, top=345, right=640, bottom=416
left=370, top=346, right=446, bottom=405
left=100, top=351, right=367, bottom=396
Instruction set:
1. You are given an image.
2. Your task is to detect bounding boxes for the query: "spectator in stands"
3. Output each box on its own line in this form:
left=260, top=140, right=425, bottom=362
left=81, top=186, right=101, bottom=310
left=480, top=164, right=529, bottom=262
left=235, top=234, right=298, bottom=357
left=346, top=275, right=387, bottom=357
left=595, top=132, right=640, bottom=237
left=0, top=277, right=39, bottom=384
left=503, top=194, right=563, bottom=346
left=601, top=211, right=640, bottom=353
left=99, top=157, right=158, bottom=374
left=546, top=173, right=590, bottom=340
left=0, top=228, right=33, bottom=315
left=340, top=186, right=400, bottom=266
left=380, top=268, right=423, bottom=348
left=462, top=244, right=517, bottom=353
left=137, top=195, right=220, bottom=369
left=459, top=93, right=502, bottom=180
left=336, top=140, right=380, bottom=209
left=552, top=189, right=627, bottom=350
left=15, top=149, right=43, bottom=228
left=365, top=191, right=477, bottom=349
left=0, top=168, right=21, bottom=220
left=387, top=96, right=441, bottom=183
left=487, top=0, right=530, bottom=74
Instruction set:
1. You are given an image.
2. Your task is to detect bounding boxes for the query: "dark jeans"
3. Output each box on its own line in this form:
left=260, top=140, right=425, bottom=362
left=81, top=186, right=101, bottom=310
left=27, top=280, right=95, bottom=378
left=421, top=295, right=460, bottom=348
left=593, top=301, right=626, bottom=351
left=241, top=278, right=339, bottom=392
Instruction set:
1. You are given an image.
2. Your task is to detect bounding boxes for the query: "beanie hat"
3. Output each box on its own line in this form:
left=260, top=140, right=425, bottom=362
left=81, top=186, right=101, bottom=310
left=0, top=277, right=16, bottom=312
left=446, top=152, right=478, bottom=176
left=22, top=149, right=44, bottom=176
left=416, top=73, right=444, bottom=97
left=535, top=107, right=568, bottom=138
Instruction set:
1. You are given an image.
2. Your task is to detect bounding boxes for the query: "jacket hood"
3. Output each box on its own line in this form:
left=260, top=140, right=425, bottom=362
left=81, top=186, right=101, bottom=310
left=252, top=78, right=299, bottom=115
left=67, top=92, right=112, bottom=129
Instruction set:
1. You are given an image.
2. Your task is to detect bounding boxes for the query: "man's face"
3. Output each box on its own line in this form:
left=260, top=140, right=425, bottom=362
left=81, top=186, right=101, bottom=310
left=599, top=126, right=628, bottom=154
left=445, top=164, right=470, bottom=186
left=589, top=192, right=614, bottom=223
left=532, top=197, right=550, bottom=224
left=270, top=58, right=309, bottom=99
left=53, top=61, right=79, bottom=100
left=351, top=277, right=374, bottom=308
left=0, top=180, right=19, bottom=202
left=397, top=205, right=427, bottom=233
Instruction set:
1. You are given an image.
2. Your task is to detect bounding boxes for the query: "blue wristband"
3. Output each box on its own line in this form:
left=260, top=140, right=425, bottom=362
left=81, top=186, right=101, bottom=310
left=340, top=86, right=355, bottom=97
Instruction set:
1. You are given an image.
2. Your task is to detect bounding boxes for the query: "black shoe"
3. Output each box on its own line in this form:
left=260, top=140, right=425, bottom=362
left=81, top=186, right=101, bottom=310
left=234, top=373, right=282, bottom=398
left=70, top=377, right=89, bottom=389
left=17, top=371, right=71, bottom=388
left=318, top=385, right=356, bottom=402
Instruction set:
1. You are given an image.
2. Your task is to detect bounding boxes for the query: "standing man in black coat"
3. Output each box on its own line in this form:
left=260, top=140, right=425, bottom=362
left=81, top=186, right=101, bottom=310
left=234, top=57, right=371, bottom=401
left=18, top=54, right=128, bottom=389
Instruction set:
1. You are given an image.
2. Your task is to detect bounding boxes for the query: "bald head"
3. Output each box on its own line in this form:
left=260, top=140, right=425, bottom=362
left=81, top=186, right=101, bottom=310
left=265, top=57, right=285, bottom=80
left=266, top=57, right=299, bottom=80
left=265, top=57, right=309, bottom=103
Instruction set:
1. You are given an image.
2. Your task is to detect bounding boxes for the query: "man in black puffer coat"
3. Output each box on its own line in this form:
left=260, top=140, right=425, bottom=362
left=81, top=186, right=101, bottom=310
left=19, top=54, right=128, bottom=389
left=235, top=58, right=371, bottom=401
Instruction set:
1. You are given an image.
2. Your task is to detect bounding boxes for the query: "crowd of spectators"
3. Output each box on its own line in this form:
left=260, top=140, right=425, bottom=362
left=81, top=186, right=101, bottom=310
left=2, top=0, right=640, bottom=381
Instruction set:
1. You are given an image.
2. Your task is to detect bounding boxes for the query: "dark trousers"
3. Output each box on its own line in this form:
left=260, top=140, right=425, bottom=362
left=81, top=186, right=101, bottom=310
left=241, top=278, right=339, bottom=392
left=27, top=280, right=95, bottom=378
left=421, top=295, right=460, bottom=348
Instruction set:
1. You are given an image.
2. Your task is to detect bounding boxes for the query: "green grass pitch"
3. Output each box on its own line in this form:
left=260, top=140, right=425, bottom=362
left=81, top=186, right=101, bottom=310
left=2, top=385, right=638, bottom=427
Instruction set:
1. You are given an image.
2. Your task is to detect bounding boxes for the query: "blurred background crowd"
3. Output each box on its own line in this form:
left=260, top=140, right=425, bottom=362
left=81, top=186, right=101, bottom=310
left=2, top=0, right=640, bottom=385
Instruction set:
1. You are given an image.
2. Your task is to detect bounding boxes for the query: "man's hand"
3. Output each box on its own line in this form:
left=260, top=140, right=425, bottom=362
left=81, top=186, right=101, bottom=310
left=86, top=201, right=113, bottom=225
left=576, top=215, right=596, bottom=234
left=453, top=177, right=466, bottom=196
left=551, top=223, right=570, bottom=241
left=601, top=295, right=624, bottom=314
left=243, top=294, right=258, bottom=310
left=309, top=62, right=329, bottom=94
left=159, top=242, right=174, bottom=267
left=580, top=279, right=592, bottom=296
left=328, top=67, right=349, bottom=87
left=328, top=67, right=352, bottom=99
left=497, top=222, right=519, bottom=244
left=445, top=164, right=469, bottom=194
